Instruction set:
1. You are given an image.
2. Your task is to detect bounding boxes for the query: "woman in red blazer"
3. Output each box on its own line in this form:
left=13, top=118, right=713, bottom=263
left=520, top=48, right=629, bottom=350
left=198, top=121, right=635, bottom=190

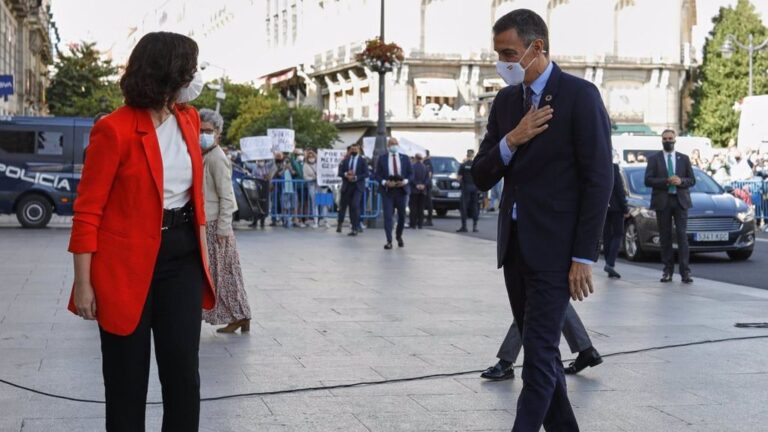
left=68, top=32, right=215, bottom=432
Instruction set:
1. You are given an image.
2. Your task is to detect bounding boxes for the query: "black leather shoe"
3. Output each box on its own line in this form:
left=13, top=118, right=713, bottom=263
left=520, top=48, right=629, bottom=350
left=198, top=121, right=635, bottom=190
left=397, top=238, right=404, bottom=248
left=456, top=227, right=468, bottom=233
left=660, top=273, right=673, bottom=283
left=604, top=265, right=621, bottom=279
left=347, top=231, right=358, bottom=237
left=336, top=226, right=342, bottom=233
left=384, top=242, right=393, bottom=250
left=564, top=348, right=603, bottom=375
left=682, top=275, right=693, bottom=284
left=480, top=361, right=515, bottom=381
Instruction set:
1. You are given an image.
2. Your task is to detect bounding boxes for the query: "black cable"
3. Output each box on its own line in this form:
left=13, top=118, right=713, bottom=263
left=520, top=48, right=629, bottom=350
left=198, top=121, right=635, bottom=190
left=1, top=333, right=766, bottom=405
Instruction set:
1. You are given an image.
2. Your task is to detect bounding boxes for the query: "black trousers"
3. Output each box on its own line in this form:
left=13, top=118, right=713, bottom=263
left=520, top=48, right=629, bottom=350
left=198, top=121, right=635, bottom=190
left=503, top=224, right=579, bottom=432
left=338, top=188, right=362, bottom=232
left=426, top=186, right=434, bottom=221
left=602, top=211, right=624, bottom=268
left=99, top=220, right=204, bottom=432
left=656, top=196, right=690, bottom=276
left=382, top=191, right=407, bottom=243
left=460, top=189, right=479, bottom=226
left=409, top=193, right=426, bottom=228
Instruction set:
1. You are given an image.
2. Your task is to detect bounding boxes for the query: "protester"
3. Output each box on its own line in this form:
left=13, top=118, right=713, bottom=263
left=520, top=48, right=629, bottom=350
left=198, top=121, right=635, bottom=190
left=198, top=108, right=251, bottom=334
left=68, top=32, right=215, bottom=431
left=277, top=156, right=297, bottom=228
left=249, top=158, right=273, bottom=229
left=303, top=150, right=322, bottom=228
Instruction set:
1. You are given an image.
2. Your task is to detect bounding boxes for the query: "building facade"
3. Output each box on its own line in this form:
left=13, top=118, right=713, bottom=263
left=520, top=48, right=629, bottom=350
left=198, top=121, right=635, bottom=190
left=0, top=0, right=57, bottom=116
left=260, top=0, right=699, bottom=160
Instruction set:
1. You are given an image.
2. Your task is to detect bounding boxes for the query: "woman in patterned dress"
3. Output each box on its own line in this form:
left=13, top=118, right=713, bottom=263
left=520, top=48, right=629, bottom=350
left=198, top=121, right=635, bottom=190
left=199, top=108, right=252, bottom=333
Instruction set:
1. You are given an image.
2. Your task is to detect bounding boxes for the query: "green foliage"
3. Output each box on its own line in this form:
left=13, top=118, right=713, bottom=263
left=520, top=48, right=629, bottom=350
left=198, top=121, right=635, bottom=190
left=47, top=42, right=122, bottom=117
left=227, top=90, right=338, bottom=150
left=688, top=0, right=768, bottom=147
left=189, top=79, right=261, bottom=146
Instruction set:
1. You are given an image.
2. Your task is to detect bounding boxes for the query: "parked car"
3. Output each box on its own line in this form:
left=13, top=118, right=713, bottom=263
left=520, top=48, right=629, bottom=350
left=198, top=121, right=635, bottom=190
left=0, top=115, right=93, bottom=228
left=428, top=156, right=462, bottom=217
left=621, top=164, right=757, bottom=261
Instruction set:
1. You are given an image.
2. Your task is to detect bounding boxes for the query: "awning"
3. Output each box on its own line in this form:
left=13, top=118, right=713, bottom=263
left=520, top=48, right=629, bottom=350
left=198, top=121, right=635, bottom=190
left=611, top=123, right=655, bottom=135
left=334, top=128, right=366, bottom=150
left=413, top=78, right=458, bottom=98
left=392, top=130, right=476, bottom=162
left=261, top=68, right=296, bottom=86
left=482, top=78, right=505, bottom=88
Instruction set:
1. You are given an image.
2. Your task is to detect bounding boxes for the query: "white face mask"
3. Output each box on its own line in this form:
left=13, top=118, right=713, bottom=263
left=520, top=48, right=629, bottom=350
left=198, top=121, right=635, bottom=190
left=388, top=145, right=399, bottom=154
left=177, top=70, right=204, bottom=103
left=496, top=44, right=536, bottom=86
left=200, top=132, right=215, bottom=149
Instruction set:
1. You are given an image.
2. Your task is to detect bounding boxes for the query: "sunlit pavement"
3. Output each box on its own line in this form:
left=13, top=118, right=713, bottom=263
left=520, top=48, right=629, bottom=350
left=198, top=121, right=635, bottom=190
left=1, top=221, right=768, bottom=431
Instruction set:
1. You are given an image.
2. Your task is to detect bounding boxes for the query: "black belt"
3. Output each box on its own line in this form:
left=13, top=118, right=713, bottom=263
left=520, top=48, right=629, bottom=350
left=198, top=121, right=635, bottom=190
left=162, top=202, right=194, bottom=230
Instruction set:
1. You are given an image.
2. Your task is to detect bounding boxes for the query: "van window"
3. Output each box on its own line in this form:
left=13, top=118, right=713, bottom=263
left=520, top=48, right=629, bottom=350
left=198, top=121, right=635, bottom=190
left=0, top=130, right=64, bottom=156
left=0, top=130, right=36, bottom=154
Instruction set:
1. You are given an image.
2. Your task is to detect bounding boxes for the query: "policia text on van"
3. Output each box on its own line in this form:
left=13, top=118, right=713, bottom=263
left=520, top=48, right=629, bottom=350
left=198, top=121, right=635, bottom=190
left=0, top=116, right=93, bottom=228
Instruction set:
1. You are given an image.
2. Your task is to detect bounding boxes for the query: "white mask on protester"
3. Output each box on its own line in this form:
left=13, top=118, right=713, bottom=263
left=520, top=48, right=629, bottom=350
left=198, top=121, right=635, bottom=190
left=496, top=43, right=536, bottom=86
left=177, top=70, right=204, bottom=103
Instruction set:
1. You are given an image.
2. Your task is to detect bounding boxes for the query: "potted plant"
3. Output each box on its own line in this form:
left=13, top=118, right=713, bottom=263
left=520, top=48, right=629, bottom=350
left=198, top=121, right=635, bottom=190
left=355, top=37, right=404, bottom=73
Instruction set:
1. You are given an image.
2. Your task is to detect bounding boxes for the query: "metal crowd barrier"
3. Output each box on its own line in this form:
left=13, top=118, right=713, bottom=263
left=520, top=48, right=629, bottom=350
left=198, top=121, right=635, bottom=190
left=725, top=179, right=768, bottom=222
left=267, top=179, right=381, bottom=221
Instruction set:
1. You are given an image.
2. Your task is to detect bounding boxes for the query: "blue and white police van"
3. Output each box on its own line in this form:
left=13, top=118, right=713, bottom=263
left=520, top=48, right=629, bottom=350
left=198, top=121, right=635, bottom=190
left=0, top=115, right=93, bottom=228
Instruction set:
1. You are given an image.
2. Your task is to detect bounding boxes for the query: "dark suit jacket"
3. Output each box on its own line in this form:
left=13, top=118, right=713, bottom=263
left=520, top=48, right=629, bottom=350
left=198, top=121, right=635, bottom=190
left=374, top=153, right=413, bottom=195
left=338, top=155, right=369, bottom=193
left=471, top=62, right=613, bottom=271
left=608, top=163, right=629, bottom=214
left=411, top=162, right=430, bottom=195
left=644, top=151, right=695, bottom=210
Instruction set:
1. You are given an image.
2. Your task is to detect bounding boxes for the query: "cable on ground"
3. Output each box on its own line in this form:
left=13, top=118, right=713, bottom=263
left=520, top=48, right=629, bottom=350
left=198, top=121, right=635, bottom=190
left=1, top=331, right=766, bottom=405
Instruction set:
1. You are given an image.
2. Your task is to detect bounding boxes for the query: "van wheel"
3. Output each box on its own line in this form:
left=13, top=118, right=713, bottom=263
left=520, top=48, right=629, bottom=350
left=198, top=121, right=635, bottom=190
left=16, top=195, right=53, bottom=228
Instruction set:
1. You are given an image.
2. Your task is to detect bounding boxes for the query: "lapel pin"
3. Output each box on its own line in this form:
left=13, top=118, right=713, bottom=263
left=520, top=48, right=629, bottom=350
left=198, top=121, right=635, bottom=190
left=544, top=95, right=552, bottom=102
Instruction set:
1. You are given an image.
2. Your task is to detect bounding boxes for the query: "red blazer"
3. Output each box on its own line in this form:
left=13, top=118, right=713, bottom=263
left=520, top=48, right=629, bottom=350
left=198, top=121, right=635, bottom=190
left=67, top=105, right=215, bottom=336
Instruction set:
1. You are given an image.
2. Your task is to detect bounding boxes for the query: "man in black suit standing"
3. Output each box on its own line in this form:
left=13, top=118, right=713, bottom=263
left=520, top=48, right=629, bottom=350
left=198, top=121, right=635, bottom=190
left=375, top=138, right=413, bottom=250
left=644, top=130, right=695, bottom=283
left=337, top=143, right=369, bottom=236
left=472, top=9, right=612, bottom=431
left=603, top=153, right=630, bottom=279
left=457, top=149, right=480, bottom=233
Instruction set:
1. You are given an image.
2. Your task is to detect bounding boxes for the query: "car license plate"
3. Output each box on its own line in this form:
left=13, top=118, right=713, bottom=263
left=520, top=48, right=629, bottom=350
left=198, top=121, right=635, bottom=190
left=447, top=192, right=461, bottom=198
left=694, top=232, right=729, bottom=242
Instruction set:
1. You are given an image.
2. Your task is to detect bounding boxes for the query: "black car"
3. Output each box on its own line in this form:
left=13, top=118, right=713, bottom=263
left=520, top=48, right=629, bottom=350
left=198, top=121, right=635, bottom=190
left=428, top=156, right=462, bottom=216
left=621, top=164, right=757, bottom=261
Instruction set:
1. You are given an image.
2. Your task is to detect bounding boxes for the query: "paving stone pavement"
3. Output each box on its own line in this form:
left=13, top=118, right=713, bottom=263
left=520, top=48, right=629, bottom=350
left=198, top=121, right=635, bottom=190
left=1, top=220, right=768, bottom=431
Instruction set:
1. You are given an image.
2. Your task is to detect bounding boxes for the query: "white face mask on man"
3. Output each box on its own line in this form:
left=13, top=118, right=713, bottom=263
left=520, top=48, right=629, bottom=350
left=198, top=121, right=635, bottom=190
left=495, top=43, right=537, bottom=86
left=177, top=70, right=204, bottom=103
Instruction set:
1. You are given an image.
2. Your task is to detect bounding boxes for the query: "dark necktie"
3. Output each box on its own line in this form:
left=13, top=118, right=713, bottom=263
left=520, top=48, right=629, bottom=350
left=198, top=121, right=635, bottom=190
left=523, top=86, right=534, bottom=112
left=392, top=154, right=399, bottom=177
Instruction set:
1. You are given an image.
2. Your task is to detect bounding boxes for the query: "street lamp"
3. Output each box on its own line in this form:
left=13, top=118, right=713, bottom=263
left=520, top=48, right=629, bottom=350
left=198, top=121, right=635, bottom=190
left=285, top=91, right=296, bottom=130
left=200, top=61, right=227, bottom=112
left=375, top=0, right=387, bottom=158
left=720, top=34, right=768, bottom=97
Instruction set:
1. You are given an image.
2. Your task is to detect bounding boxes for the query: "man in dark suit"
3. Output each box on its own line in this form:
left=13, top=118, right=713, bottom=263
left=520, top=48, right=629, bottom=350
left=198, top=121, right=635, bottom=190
left=603, top=155, right=630, bottom=279
left=644, top=130, right=695, bottom=283
left=409, top=153, right=430, bottom=229
left=337, top=143, right=369, bottom=236
left=375, top=137, right=413, bottom=249
left=471, top=9, right=613, bottom=431
left=457, top=149, right=480, bottom=233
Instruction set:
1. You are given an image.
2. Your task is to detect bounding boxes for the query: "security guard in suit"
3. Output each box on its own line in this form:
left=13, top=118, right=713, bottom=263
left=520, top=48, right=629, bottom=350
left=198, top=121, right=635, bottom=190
left=457, top=149, right=480, bottom=233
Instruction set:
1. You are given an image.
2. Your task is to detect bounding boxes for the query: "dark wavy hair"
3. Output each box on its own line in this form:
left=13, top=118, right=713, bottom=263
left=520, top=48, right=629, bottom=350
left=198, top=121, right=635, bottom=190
left=120, top=32, right=199, bottom=110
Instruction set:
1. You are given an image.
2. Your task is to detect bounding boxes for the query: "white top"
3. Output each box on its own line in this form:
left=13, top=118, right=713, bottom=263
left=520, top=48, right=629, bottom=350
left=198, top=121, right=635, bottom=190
left=156, top=115, right=192, bottom=209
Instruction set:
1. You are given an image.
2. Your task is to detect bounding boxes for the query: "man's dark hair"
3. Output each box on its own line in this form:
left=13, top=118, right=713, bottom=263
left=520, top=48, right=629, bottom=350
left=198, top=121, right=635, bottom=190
left=662, top=129, right=677, bottom=136
left=493, top=9, right=549, bottom=54
left=120, top=32, right=199, bottom=110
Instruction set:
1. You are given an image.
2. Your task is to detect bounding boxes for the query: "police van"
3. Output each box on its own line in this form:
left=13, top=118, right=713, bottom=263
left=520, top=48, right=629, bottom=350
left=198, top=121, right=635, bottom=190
left=0, top=115, right=93, bottom=228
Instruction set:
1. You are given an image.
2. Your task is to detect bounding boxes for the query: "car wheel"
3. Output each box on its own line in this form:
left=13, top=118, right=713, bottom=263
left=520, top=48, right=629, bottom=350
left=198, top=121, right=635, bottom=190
left=435, top=208, right=448, bottom=217
left=16, top=195, right=53, bottom=228
left=623, top=220, right=648, bottom=262
left=727, top=249, right=753, bottom=261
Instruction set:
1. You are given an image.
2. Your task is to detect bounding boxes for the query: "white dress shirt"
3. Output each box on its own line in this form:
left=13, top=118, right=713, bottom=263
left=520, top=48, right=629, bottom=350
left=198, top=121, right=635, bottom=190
left=156, top=115, right=192, bottom=209
left=382, top=153, right=409, bottom=186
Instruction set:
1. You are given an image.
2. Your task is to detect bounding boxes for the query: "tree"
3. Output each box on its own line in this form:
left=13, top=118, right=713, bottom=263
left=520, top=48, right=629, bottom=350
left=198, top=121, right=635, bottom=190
left=688, top=0, right=768, bottom=147
left=47, top=42, right=122, bottom=117
left=190, top=80, right=262, bottom=146
left=228, top=91, right=339, bottom=150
